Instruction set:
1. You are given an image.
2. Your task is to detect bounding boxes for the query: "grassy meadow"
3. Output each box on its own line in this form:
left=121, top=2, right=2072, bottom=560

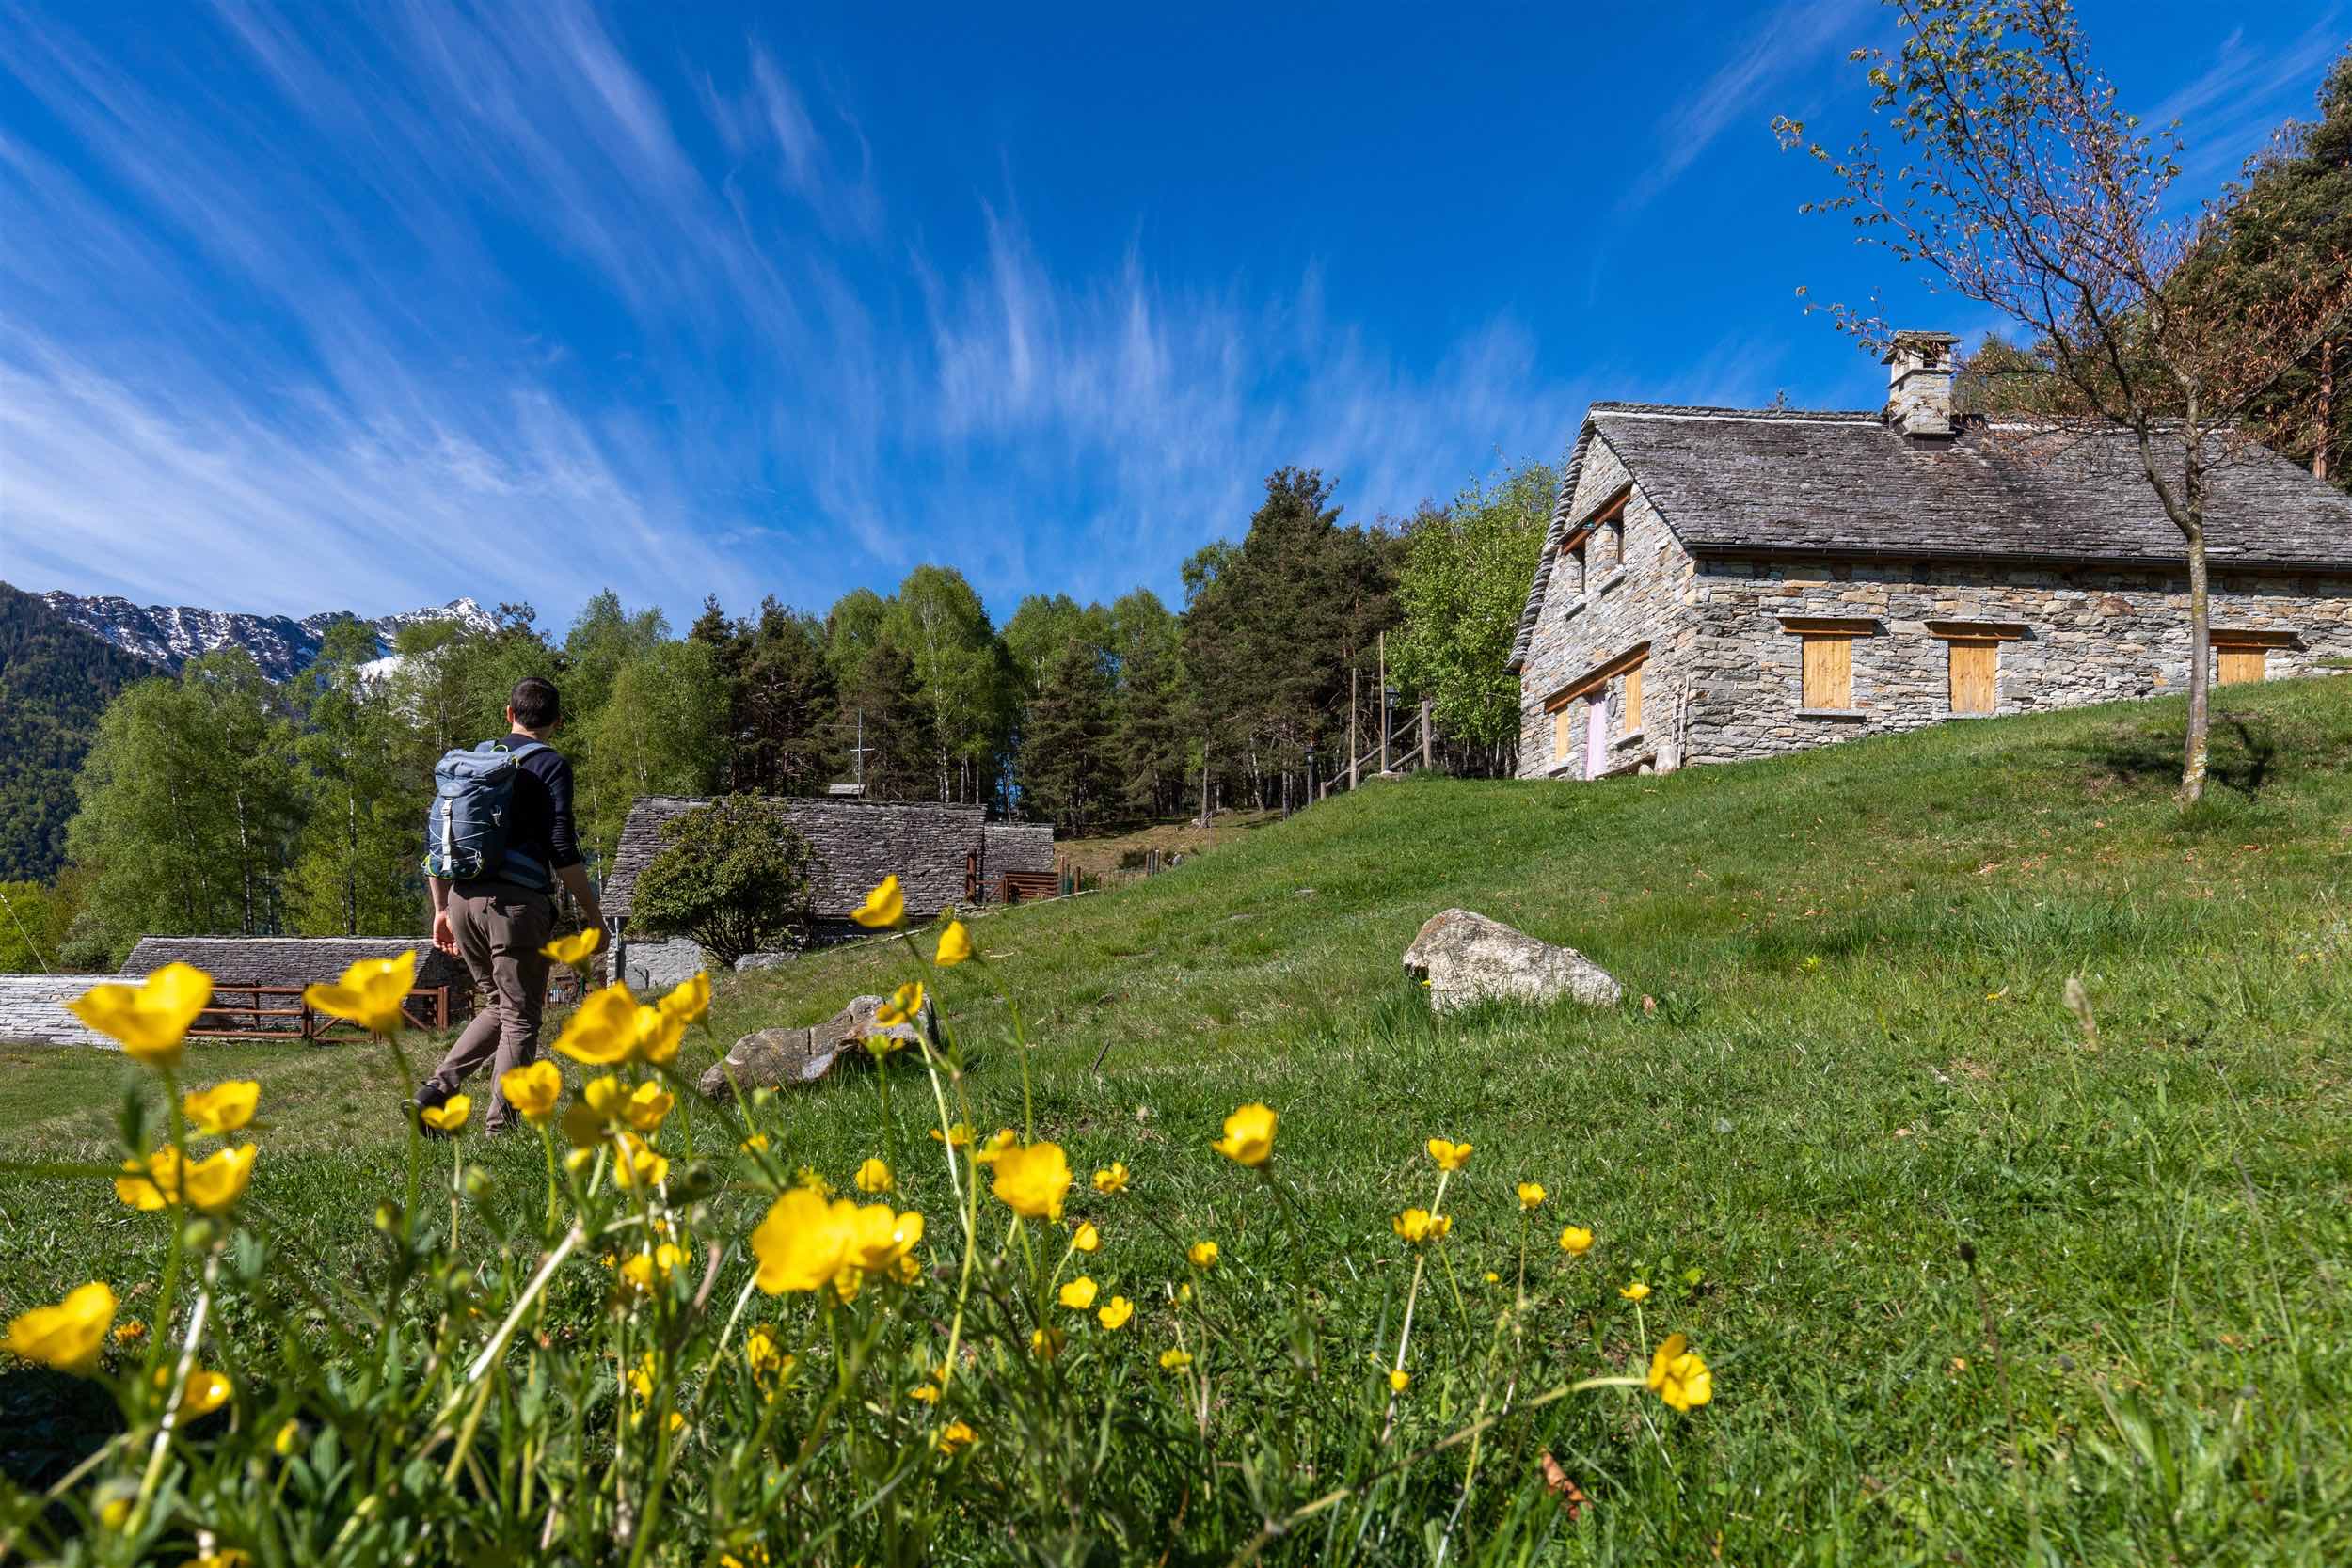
left=5, top=678, right=2351, bottom=1563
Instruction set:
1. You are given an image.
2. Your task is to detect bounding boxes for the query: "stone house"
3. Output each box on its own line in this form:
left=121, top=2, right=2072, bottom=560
left=1508, top=331, right=2352, bottom=779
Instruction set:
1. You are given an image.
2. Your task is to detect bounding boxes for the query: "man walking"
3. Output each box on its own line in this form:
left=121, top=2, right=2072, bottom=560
left=419, top=675, right=604, bottom=1133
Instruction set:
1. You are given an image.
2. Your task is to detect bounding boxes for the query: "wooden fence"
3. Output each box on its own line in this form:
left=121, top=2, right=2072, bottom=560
left=188, top=985, right=453, bottom=1042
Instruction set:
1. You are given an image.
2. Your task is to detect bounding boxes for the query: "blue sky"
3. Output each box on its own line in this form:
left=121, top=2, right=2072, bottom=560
left=1, top=2, right=2342, bottom=632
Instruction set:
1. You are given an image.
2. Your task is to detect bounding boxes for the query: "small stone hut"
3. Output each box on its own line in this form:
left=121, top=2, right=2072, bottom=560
left=604, top=796, right=1053, bottom=942
left=1510, top=330, right=2352, bottom=779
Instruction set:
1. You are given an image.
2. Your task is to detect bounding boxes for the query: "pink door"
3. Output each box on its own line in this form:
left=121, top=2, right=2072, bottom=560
left=1583, top=692, right=1608, bottom=780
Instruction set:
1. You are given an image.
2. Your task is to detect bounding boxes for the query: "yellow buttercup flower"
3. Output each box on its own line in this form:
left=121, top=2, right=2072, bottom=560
left=850, top=875, right=905, bottom=929
left=562, top=1074, right=628, bottom=1148
left=659, top=971, right=711, bottom=1026
left=621, top=1081, right=674, bottom=1133
left=619, top=1243, right=688, bottom=1296
left=633, top=1005, right=685, bottom=1066
left=541, top=927, right=603, bottom=967
left=1057, top=1276, right=1099, bottom=1310
left=302, top=951, right=417, bottom=1037
left=1029, top=1326, right=1066, bottom=1360
left=176, top=1368, right=233, bottom=1418
left=1620, top=1281, right=1650, bottom=1302
left=795, top=1165, right=834, bottom=1196
left=1091, top=1162, right=1128, bottom=1195
left=500, top=1060, right=563, bottom=1124
left=875, top=980, right=925, bottom=1028
left=973, top=1128, right=1019, bottom=1165
left=116, top=1150, right=178, bottom=1211
left=751, top=1186, right=854, bottom=1294
left=1072, top=1221, right=1101, bottom=1253
left=612, top=1133, right=669, bottom=1191
left=67, top=962, right=213, bottom=1066
left=1426, top=1137, right=1473, bottom=1171
left=929, top=1122, right=976, bottom=1148
left=991, top=1140, right=1073, bottom=1220
left=1388, top=1369, right=1410, bottom=1392
left=273, top=1419, right=301, bottom=1457
left=1213, top=1102, right=1277, bottom=1167
left=840, top=1203, right=925, bottom=1275
left=1391, top=1208, right=1450, bottom=1245
left=1187, top=1240, right=1219, bottom=1269
left=854, top=1157, right=894, bottom=1194
left=935, top=919, right=973, bottom=966
left=1159, top=1347, right=1192, bottom=1371
left=744, top=1323, right=792, bottom=1384
left=1517, top=1181, right=1546, bottom=1211
left=932, top=1418, right=977, bottom=1454
left=1647, top=1333, right=1713, bottom=1411
left=553, top=983, right=642, bottom=1066
left=1097, top=1295, right=1134, bottom=1330
left=182, top=1081, right=260, bottom=1135
left=115, top=1145, right=256, bottom=1212
left=5, top=1281, right=117, bottom=1372
left=181, top=1145, right=256, bottom=1212
left=420, top=1095, right=470, bottom=1133
left=1558, top=1226, right=1595, bottom=1256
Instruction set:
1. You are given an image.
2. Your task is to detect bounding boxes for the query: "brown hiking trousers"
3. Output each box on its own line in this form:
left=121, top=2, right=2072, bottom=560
left=423, top=880, right=554, bottom=1132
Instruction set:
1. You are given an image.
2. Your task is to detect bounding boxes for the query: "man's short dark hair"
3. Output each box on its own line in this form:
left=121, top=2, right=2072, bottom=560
left=510, top=676, right=562, bottom=730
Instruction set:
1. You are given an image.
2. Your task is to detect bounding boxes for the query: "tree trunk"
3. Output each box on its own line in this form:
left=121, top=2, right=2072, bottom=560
left=2182, top=518, right=2211, bottom=804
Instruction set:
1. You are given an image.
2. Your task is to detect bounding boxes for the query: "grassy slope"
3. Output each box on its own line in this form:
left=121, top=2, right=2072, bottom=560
left=7, top=681, right=2352, bottom=1560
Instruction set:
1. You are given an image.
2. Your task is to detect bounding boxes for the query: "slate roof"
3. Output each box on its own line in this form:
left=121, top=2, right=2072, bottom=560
left=1509, top=404, right=2352, bottom=671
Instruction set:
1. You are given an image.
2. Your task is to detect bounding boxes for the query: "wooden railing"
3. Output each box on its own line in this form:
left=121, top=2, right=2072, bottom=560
left=187, top=985, right=453, bottom=1042
left=997, top=871, right=1060, bottom=904
left=1321, top=698, right=1436, bottom=800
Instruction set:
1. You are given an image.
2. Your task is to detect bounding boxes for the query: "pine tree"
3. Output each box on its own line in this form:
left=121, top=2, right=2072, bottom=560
left=736, top=599, right=843, bottom=795
left=1018, top=640, right=1119, bottom=836
left=834, top=635, right=932, bottom=800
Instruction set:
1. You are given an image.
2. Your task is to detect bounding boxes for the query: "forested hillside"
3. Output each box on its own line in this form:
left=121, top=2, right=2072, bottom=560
left=0, top=583, right=156, bottom=880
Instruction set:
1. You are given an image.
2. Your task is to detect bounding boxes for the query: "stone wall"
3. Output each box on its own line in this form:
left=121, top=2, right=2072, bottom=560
left=982, top=824, right=1056, bottom=882
left=1515, top=441, right=1702, bottom=779
left=606, top=797, right=1049, bottom=927
left=1680, top=558, right=2352, bottom=765
left=119, top=936, right=475, bottom=1033
left=0, top=976, right=112, bottom=1046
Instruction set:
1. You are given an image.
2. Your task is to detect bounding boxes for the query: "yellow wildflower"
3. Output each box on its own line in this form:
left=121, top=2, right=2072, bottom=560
left=751, top=1187, right=854, bottom=1294
left=67, top=962, right=213, bottom=1066
left=500, top=1060, right=564, bottom=1124
left=932, top=1418, right=977, bottom=1454
left=1057, top=1276, right=1099, bottom=1310
left=1072, top=1221, right=1101, bottom=1253
left=621, top=1081, right=674, bottom=1134
left=1388, top=1369, right=1410, bottom=1392
left=114, top=1320, right=145, bottom=1343
left=1426, top=1137, right=1473, bottom=1171
left=1159, top=1347, right=1192, bottom=1371
left=840, top=1203, right=925, bottom=1275
left=1647, top=1333, right=1713, bottom=1411
left=991, top=1140, right=1073, bottom=1220
left=935, top=919, right=973, bottom=966
left=659, top=971, right=711, bottom=1026
left=1029, top=1326, right=1066, bottom=1360
left=541, top=927, right=602, bottom=966
left=854, top=1157, right=894, bottom=1194
left=875, top=980, right=925, bottom=1027
left=420, top=1095, right=470, bottom=1133
left=1517, top=1181, right=1546, bottom=1211
left=552, top=983, right=641, bottom=1066
left=561, top=1075, right=628, bottom=1148
left=302, top=951, right=417, bottom=1037
left=1097, top=1295, right=1134, bottom=1330
left=1187, top=1240, right=1219, bottom=1269
left=612, top=1133, right=669, bottom=1191
left=1091, top=1162, right=1129, bottom=1195
left=128, top=1144, right=255, bottom=1213
left=1558, top=1226, right=1595, bottom=1256
left=972, top=1127, right=1019, bottom=1165
left=182, top=1081, right=260, bottom=1135
left=1620, top=1281, right=1650, bottom=1302
left=618, top=1243, right=688, bottom=1297
left=633, top=1004, right=685, bottom=1066
left=850, top=875, right=905, bottom=929
left=273, top=1419, right=301, bottom=1456
left=175, top=1368, right=232, bottom=1418
left=1213, top=1102, right=1277, bottom=1166
left=795, top=1165, right=833, bottom=1196
left=1391, top=1208, right=1449, bottom=1245
left=929, top=1121, right=976, bottom=1148
left=5, top=1282, right=116, bottom=1372
left=740, top=1133, right=770, bottom=1153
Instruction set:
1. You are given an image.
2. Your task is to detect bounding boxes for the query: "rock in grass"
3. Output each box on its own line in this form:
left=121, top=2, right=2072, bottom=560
left=1402, top=909, right=1621, bottom=1014
left=734, top=951, right=799, bottom=974
left=695, top=993, right=928, bottom=1099
left=624, top=936, right=709, bottom=995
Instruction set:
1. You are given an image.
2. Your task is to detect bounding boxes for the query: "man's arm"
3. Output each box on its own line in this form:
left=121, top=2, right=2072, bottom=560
left=558, top=863, right=606, bottom=938
left=542, top=755, right=605, bottom=935
left=428, top=875, right=457, bottom=955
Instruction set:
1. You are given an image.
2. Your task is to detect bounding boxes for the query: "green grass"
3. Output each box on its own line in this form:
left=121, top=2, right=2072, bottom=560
left=7, top=680, right=2352, bottom=1562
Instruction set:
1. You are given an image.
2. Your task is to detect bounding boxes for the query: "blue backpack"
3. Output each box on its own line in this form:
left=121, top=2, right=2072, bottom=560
left=424, top=740, right=553, bottom=889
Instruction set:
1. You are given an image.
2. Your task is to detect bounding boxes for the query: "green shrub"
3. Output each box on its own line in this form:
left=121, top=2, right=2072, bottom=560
left=631, top=797, right=815, bottom=966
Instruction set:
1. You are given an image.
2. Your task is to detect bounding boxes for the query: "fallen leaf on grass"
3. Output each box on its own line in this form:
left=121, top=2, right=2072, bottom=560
left=1537, top=1451, right=1587, bottom=1519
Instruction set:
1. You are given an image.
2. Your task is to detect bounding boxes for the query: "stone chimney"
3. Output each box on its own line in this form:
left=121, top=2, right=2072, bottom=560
left=1883, top=330, right=1961, bottom=436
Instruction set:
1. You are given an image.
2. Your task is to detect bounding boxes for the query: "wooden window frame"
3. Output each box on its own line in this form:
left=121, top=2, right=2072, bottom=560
left=1542, top=641, right=1652, bottom=714
left=1946, top=639, right=1999, bottom=713
left=1551, top=706, right=1573, bottom=762
left=1622, top=662, right=1644, bottom=735
left=1778, top=617, right=1878, bottom=714
left=2216, top=646, right=2268, bottom=686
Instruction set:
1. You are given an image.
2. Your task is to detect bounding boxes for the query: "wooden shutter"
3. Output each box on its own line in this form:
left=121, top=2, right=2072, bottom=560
left=2217, top=647, right=2266, bottom=686
left=1801, top=635, right=1852, bottom=709
left=1624, top=664, right=1644, bottom=732
left=1948, top=640, right=1997, bottom=713
left=1552, top=706, right=1572, bottom=761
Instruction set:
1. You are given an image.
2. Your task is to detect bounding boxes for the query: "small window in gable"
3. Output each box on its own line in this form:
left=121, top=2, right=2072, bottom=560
left=1605, top=517, right=1625, bottom=572
left=1568, top=539, right=1587, bottom=597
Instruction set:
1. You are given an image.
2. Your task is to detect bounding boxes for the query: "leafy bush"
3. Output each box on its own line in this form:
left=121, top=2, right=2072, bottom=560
left=631, top=796, right=815, bottom=965
left=2, top=890, right=1718, bottom=1565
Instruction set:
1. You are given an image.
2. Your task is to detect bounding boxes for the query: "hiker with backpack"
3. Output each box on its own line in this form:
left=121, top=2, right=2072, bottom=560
left=417, top=675, right=604, bottom=1134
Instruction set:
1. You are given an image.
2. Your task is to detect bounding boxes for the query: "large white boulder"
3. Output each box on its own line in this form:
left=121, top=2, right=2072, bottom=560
left=1402, top=909, right=1621, bottom=1014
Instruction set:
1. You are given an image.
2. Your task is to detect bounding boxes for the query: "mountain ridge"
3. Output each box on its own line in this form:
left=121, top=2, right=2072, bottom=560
left=34, top=590, right=497, bottom=683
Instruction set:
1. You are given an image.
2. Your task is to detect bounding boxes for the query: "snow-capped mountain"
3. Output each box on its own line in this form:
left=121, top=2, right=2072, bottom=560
left=37, top=592, right=498, bottom=682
